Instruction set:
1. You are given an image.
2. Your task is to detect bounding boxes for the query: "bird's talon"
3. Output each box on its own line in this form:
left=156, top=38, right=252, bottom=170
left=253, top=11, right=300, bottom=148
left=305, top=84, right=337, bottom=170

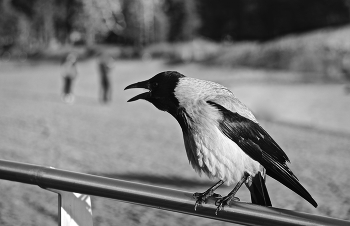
left=215, top=199, right=226, bottom=215
left=193, top=191, right=220, bottom=210
left=194, top=201, right=201, bottom=211
left=193, top=193, right=206, bottom=210
left=193, top=192, right=201, bottom=199
left=215, top=196, right=240, bottom=214
left=193, top=195, right=205, bottom=211
left=215, top=203, right=223, bottom=215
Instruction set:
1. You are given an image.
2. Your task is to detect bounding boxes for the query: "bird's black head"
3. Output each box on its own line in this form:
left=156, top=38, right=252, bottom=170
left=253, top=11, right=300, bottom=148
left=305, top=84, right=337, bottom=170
left=124, top=71, right=185, bottom=114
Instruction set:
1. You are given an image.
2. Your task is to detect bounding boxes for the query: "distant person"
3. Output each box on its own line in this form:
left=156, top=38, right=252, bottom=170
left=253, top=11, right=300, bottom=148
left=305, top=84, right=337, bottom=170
left=340, top=50, right=350, bottom=94
left=61, top=53, right=78, bottom=104
left=321, top=45, right=338, bottom=81
left=98, top=54, right=114, bottom=103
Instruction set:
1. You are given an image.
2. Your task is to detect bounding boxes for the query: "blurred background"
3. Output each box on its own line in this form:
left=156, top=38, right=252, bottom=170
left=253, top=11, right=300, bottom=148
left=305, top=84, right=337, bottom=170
left=1, top=0, right=350, bottom=225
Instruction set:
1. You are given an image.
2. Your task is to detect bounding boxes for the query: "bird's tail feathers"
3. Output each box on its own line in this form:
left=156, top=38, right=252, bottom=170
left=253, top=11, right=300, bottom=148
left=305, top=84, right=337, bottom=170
left=248, top=172, right=272, bottom=206
left=267, top=165, right=318, bottom=208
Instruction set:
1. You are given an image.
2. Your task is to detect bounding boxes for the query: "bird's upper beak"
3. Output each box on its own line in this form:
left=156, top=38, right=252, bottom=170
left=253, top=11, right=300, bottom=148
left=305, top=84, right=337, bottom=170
left=124, top=80, right=151, bottom=102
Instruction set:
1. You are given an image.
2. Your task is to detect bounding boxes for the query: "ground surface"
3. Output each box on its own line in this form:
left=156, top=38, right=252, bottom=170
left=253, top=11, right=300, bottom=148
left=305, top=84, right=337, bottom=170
left=0, top=59, right=350, bottom=225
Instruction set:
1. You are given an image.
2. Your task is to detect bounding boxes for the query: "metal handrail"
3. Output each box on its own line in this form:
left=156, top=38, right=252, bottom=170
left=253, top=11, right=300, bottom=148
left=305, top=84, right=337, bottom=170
left=0, top=159, right=348, bottom=226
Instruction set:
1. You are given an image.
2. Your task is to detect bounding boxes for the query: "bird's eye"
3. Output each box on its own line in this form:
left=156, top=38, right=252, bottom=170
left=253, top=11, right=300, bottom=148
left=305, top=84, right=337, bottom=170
left=154, top=82, right=159, bottom=87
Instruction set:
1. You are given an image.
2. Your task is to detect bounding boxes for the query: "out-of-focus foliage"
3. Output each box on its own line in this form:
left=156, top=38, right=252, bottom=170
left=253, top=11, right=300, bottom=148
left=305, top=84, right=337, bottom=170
left=0, top=0, right=17, bottom=52
left=120, top=0, right=165, bottom=46
left=164, top=0, right=200, bottom=42
left=1, top=0, right=350, bottom=55
left=145, top=25, right=350, bottom=81
left=198, top=0, right=350, bottom=41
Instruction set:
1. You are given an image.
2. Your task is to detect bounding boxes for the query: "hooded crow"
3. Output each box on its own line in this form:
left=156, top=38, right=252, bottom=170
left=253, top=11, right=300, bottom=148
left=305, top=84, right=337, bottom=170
left=125, top=71, right=317, bottom=214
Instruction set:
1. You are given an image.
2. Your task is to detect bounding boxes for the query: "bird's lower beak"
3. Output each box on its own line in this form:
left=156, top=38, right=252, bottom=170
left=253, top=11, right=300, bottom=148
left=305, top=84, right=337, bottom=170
left=124, top=80, right=151, bottom=102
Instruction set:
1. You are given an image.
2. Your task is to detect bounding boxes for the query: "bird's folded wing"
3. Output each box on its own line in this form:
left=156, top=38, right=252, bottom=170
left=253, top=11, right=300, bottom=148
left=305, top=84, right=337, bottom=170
left=206, top=100, right=318, bottom=207
left=206, top=100, right=290, bottom=165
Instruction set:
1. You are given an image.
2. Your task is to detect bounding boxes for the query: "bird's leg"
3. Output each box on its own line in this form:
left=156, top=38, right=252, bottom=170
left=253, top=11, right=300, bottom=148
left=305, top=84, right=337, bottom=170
left=215, top=172, right=249, bottom=215
left=193, top=180, right=224, bottom=211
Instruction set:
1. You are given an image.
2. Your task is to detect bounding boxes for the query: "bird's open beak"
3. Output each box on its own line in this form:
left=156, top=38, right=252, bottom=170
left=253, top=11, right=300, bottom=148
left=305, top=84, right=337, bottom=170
left=124, top=80, right=151, bottom=102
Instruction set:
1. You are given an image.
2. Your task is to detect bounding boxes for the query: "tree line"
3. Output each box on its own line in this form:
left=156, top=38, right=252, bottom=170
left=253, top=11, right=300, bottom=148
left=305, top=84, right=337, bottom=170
left=1, top=0, right=350, bottom=53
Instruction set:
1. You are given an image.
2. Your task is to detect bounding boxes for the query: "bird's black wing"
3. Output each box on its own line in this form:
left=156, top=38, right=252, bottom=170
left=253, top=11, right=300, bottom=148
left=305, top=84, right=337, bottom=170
left=207, top=101, right=317, bottom=207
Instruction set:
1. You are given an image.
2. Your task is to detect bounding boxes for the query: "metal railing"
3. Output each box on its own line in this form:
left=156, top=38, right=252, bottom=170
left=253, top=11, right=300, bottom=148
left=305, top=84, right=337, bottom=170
left=0, top=159, right=348, bottom=226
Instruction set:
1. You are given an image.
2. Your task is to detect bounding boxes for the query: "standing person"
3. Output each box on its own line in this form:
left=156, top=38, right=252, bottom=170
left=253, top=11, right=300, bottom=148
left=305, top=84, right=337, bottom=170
left=98, top=54, right=114, bottom=103
left=340, top=50, right=350, bottom=94
left=61, top=53, right=78, bottom=104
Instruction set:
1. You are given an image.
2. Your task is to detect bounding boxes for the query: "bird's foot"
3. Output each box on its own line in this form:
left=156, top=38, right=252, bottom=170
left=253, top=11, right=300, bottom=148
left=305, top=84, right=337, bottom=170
left=215, top=195, right=240, bottom=215
left=193, top=191, right=222, bottom=211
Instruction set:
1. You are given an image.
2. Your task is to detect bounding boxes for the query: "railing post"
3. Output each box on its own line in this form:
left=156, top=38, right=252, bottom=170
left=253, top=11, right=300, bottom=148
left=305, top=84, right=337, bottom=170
left=46, top=188, right=93, bottom=226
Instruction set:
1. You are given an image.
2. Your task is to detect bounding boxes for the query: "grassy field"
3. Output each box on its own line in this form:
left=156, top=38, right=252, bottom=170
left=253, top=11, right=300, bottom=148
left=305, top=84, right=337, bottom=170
left=0, top=59, right=350, bottom=225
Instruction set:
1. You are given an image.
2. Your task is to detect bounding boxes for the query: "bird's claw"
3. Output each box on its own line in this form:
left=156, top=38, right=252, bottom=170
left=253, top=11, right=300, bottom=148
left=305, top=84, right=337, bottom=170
left=194, top=200, right=201, bottom=211
left=193, top=192, right=222, bottom=211
left=193, top=192, right=206, bottom=211
left=215, top=196, right=240, bottom=215
left=215, top=202, right=224, bottom=215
